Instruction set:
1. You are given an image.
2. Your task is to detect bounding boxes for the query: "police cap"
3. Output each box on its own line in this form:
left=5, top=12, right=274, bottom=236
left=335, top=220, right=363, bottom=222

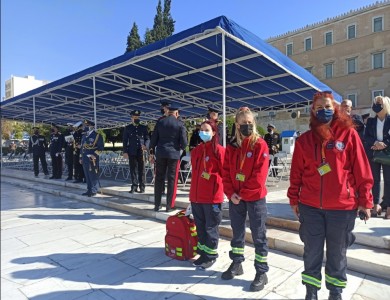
left=168, top=104, right=181, bottom=111
left=130, top=110, right=141, bottom=116
left=267, top=123, right=276, bottom=129
left=73, top=121, right=83, bottom=128
left=160, top=100, right=171, bottom=107
left=32, top=126, right=39, bottom=130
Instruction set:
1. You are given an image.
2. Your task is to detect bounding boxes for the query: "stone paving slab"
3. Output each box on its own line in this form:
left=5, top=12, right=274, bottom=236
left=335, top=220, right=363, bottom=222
left=2, top=182, right=390, bottom=300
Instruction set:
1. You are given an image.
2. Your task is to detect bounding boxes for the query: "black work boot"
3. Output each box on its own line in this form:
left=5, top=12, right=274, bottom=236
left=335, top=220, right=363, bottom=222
left=250, top=272, right=268, bottom=291
left=305, top=285, right=319, bottom=300
left=221, top=262, right=243, bottom=280
left=129, top=185, right=137, bottom=193
left=328, top=292, right=342, bottom=300
left=139, top=186, right=145, bottom=193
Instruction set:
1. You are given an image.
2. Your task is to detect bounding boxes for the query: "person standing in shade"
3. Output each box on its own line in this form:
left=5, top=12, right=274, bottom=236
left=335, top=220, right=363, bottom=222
left=123, top=110, right=150, bottom=193
left=264, top=124, right=280, bottom=176
left=49, top=123, right=64, bottom=179
left=72, top=121, right=85, bottom=183
left=221, top=107, right=270, bottom=292
left=288, top=91, right=373, bottom=300
left=207, top=106, right=224, bottom=145
left=80, top=119, right=104, bottom=197
left=64, top=123, right=75, bottom=181
left=189, top=122, right=203, bottom=152
left=28, top=126, right=49, bottom=178
left=149, top=105, right=187, bottom=212
left=190, top=120, right=225, bottom=270
left=364, top=95, right=390, bottom=219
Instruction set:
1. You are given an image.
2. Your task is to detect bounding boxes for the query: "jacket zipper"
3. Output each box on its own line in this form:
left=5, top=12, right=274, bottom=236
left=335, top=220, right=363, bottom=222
left=317, top=143, right=323, bottom=209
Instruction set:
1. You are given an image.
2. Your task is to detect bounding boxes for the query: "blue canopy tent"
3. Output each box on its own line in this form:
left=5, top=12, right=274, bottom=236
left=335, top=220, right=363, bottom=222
left=1, top=16, right=340, bottom=142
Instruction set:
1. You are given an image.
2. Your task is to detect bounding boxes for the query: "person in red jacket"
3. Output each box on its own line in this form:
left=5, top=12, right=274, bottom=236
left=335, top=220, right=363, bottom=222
left=190, top=120, right=225, bottom=269
left=221, top=107, right=270, bottom=292
left=287, top=91, right=373, bottom=300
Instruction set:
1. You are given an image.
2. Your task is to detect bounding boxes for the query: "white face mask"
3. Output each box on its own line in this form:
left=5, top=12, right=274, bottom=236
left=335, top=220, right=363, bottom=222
left=199, top=131, right=213, bottom=142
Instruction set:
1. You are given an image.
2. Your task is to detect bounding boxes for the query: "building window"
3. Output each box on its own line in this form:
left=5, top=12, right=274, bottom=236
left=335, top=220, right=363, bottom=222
left=347, top=57, right=357, bottom=74
left=373, top=90, right=384, bottom=98
left=373, top=16, right=383, bottom=32
left=286, top=43, right=293, bottom=56
left=5, top=91, right=11, bottom=98
left=347, top=94, right=357, bottom=107
left=372, top=52, right=384, bottom=69
left=325, top=31, right=333, bottom=46
left=304, top=37, right=312, bottom=51
left=305, top=66, right=313, bottom=73
left=324, top=63, right=333, bottom=79
left=347, top=24, right=356, bottom=39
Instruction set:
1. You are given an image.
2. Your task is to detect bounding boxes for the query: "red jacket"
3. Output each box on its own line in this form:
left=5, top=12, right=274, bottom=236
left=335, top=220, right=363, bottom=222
left=189, top=142, right=225, bottom=204
left=223, top=137, right=269, bottom=201
left=287, top=124, right=373, bottom=210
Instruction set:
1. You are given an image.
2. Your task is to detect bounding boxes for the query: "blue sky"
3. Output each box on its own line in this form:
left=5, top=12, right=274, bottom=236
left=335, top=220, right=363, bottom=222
left=0, top=0, right=379, bottom=99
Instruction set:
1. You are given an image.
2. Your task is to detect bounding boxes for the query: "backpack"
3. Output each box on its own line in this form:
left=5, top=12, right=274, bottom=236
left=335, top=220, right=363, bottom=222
left=165, top=210, right=198, bottom=260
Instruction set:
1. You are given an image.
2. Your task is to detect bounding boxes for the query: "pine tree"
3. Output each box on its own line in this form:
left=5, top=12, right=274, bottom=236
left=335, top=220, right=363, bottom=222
left=152, top=0, right=166, bottom=42
left=125, top=22, right=142, bottom=53
left=144, top=28, right=155, bottom=46
left=163, top=0, right=175, bottom=36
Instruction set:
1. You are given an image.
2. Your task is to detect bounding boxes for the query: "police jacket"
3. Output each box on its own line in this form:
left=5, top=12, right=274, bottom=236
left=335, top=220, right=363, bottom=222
left=264, top=132, right=280, bottom=155
left=189, top=130, right=202, bottom=151
left=64, top=129, right=75, bottom=157
left=149, top=115, right=188, bottom=160
left=29, top=134, right=48, bottom=155
left=80, top=130, right=104, bottom=161
left=223, top=136, right=269, bottom=201
left=189, top=142, right=225, bottom=204
left=288, top=122, right=373, bottom=210
left=352, top=114, right=365, bottom=141
left=49, top=132, right=64, bottom=155
left=73, top=129, right=83, bottom=155
left=363, top=115, right=390, bottom=160
left=123, top=123, right=150, bottom=156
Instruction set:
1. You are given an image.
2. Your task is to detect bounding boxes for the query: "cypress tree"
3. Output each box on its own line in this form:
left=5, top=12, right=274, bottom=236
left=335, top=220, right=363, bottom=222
left=144, top=28, right=155, bottom=46
left=151, top=0, right=166, bottom=42
left=163, top=0, right=175, bottom=36
left=125, top=22, right=142, bottom=53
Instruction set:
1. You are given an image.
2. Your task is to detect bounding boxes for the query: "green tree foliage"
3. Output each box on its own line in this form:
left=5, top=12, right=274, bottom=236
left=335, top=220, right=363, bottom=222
left=151, top=0, right=166, bottom=42
left=144, top=28, right=155, bottom=45
left=125, top=22, right=142, bottom=53
left=163, top=0, right=175, bottom=36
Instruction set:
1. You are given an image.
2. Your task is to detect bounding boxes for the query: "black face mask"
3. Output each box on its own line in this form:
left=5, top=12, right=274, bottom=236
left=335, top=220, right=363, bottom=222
left=51, top=129, right=55, bottom=133
left=372, top=103, right=383, bottom=114
left=134, top=119, right=140, bottom=124
left=161, top=109, right=165, bottom=115
left=239, top=124, right=254, bottom=137
left=34, top=130, right=39, bottom=135
left=267, top=128, right=272, bottom=133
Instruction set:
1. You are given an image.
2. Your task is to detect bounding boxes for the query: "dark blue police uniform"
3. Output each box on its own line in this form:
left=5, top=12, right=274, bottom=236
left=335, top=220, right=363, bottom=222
left=72, top=122, right=85, bottom=183
left=49, top=124, right=64, bottom=179
left=80, top=120, right=104, bottom=196
left=150, top=105, right=187, bottom=211
left=123, top=110, right=150, bottom=193
left=64, top=125, right=75, bottom=180
left=28, top=127, right=49, bottom=177
left=264, top=124, right=281, bottom=176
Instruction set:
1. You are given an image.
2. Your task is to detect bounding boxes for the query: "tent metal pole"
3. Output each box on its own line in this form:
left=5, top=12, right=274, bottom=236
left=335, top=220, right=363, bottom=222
left=93, top=77, right=97, bottom=130
left=33, top=96, right=36, bottom=126
left=222, top=33, right=226, bottom=147
left=0, top=118, right=3, bottom=169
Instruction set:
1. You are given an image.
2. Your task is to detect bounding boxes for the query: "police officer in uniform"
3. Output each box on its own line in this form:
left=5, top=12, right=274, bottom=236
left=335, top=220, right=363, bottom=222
left=80, top=119, right=104, bottom=197
left=123, top=110, right=150, bottom=193
left=49, top=123, right=64, bottom=179
left=64, top=123, right=75, bottom=181
left=264, top=123, right=281, bottom=176
left=28, top=126, right=49, bottom=178
left=149, top=105, right=188, bottom=212
left=207, top=106, right=224, bottom=145
left=72, top=121, right=85, bottom=183
left=189, top=122, right=202, bottom=151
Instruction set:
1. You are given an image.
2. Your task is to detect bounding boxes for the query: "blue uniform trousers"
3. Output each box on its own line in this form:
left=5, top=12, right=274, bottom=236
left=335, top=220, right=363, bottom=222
left=229, top=198, right=269, bottom=273
left=191, top=203, right=222, bottom=260
left=82, top=157, right=99, bottom=194
left=298, top=203, right=356, bottom=294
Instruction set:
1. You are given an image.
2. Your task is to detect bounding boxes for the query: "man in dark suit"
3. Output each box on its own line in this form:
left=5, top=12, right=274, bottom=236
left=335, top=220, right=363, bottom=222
left=149, top=105, right=188, bottom=212
left=72, top=121, right=85, bottom=183
left=264, top=123, right=281, bottom=176
left=49, top=123, right=65, bottom=179
left=64, top=123, right=75, bottom=181
left=29, top=126, right=49, bottom=178
left=123, top=110, right=150, bottom=193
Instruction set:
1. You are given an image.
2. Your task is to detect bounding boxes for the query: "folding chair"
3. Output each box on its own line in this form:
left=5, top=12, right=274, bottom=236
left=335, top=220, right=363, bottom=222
left=179, top=155, right=192, bottom=187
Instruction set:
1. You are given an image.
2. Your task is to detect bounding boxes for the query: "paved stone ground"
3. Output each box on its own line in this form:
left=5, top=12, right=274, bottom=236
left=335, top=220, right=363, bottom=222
left=2, top=182, right=390, bottom=300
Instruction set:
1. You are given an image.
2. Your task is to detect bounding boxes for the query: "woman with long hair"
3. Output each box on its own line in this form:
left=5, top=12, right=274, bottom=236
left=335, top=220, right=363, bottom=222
left=364, top=95, right=390, bottom=219
left=190, top=120, right=225, bottom=269
left=221, top=107, right=270, bottom=292
left=288, top=91, right=373, bottom=300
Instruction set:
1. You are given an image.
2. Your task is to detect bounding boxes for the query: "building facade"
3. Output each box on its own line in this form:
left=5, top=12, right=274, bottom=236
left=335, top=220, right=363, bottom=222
left=4, top=75, right=50, bottom=100
left=256, top=1, right=390, bottom=134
